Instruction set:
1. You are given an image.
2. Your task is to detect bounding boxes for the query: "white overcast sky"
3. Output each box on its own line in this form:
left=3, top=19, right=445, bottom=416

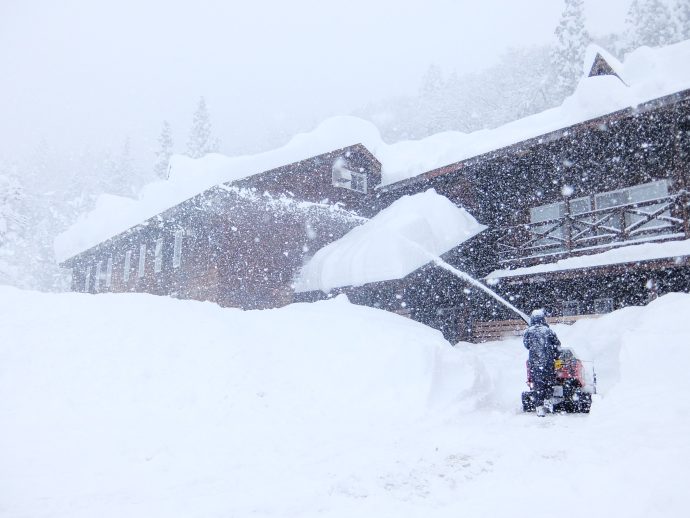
left=0, top=0, right=632, bottom=164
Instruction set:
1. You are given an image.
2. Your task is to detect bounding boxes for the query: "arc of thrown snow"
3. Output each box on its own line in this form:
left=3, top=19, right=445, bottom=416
left=397, top=235, right=530, bottom=325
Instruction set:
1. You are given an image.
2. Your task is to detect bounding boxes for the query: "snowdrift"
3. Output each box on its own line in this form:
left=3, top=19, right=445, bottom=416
left=1, top=287, right=689, bottom=517
left=296, top=189, right=486, bottom=293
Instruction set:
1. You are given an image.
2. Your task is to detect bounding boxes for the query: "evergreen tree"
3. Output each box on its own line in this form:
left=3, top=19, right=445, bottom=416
left=419, top=64, right=444, bottom=98
left=107, top=138, right=137, bottom=197
left=353, top=45, right=558, bottom=141
left=0, top=172, right=28, bottom=286
left=0, top=173, right=23, bottom=241
left=417, top=64, right=452, bottom=134
left=624, top=0, right=676, bottom=51
left=154, top=121, right=174, bottom=180
left=186, top=97, right=219, bottom=159
left=551, top=0, right=590, bottom=100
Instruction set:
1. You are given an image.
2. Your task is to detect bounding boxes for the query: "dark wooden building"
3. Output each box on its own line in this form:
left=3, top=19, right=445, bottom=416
left=296, top=85, right=690, bottom=342
left=60, top=57, right=690, bottom=342
left=60, top=145, right=381, bottom=310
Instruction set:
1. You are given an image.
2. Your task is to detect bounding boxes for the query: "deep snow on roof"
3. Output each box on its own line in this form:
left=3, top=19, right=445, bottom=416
left=486, top=238, right=690, bottom=280
left=295, top=190, right=486, bottom=293
left=55, top=40, right=690, bottom=263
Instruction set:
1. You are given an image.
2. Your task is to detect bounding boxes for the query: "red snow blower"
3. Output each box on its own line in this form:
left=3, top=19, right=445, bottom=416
left=521, top=348, right=596, bottom=414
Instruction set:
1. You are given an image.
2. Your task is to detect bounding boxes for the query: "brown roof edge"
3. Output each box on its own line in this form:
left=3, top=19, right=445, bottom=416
left=232, top=142, right=381, bottom=189
left=379, top=87, right=690, bottom=194
left=58, top=143, right=380, bottom=268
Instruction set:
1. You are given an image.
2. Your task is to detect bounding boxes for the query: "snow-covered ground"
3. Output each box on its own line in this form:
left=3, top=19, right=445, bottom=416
left=1, top=286, right=688, bottom=517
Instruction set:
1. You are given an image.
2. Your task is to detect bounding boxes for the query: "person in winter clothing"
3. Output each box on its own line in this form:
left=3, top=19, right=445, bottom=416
left=523, top=309, right=561, bottom=417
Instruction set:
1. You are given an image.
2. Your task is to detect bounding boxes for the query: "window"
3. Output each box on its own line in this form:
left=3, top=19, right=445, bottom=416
left=530, top=201, right=564, bottom=249
left=530, top=196, right=592, bottom=251
left=138, top=244, right=146, bottom=278
left=123, top=250, right=132, bottom=282
left=569, top=197, right=592, bottom=217
left=332, top=158, right=367, bottom=194
left=594, top=179, right=670, bottom=233
left=594, top=189, right=628, bottom=233
left=530, top=180, right=672, bottom=253
left=173, top=230, right=183, bottom=268
left=562, top=300, right=580, bottom=317
left=105, top=257, right=113, bottom=288
left=350, top=172, right=367, bottom=193
left=84, top=266, right=91, bottom=292
left=154, top=237, right=164, bottom=273
left=594, top=298, right=614, bottom=314
left=94, top=261, right=102, bottom=292
left=625, top=180, right=670, bottom=231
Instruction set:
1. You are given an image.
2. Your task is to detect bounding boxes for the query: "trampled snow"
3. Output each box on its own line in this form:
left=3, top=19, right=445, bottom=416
left=2, top=286, right=689, bottom=517
left=55, top=40, right=690, bottom=263
left=295, top=189, right=486, bottom=293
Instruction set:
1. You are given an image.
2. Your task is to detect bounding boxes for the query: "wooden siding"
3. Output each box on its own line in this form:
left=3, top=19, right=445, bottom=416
left=61, top=89, right=690, bottom=342
left=65, top=179, right=364, bottom=311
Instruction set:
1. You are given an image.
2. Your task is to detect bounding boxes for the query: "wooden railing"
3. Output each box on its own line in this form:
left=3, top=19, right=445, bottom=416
left=496, top=190, right=690, bottom=266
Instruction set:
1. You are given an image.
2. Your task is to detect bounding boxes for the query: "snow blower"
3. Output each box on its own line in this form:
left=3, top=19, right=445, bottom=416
left=521, top=347, right=596, bottom=414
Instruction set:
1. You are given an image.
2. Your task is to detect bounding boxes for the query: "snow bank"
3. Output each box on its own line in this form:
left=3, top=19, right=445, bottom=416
left=487, top=237, right=690, bottom=279
left=295, top=189, right=486, bottom=293
left=56, top=40, right=690, bottom=263
left=2, top=287, right=690, bottom=517
left=0, top=287, right=467, bottom=517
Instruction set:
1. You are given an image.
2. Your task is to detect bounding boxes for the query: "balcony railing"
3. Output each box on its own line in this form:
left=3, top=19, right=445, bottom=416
left=496, top=190, right=690, bottom=266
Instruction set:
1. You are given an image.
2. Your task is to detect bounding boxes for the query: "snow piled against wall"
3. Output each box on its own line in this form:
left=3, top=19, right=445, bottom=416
left=487, top=237, right=690, bottom=279
left=296, top=189, right=486, bottom=292
left=55, top=40, right=690, bottom=263
left=2, top=286, right=690, bottom=517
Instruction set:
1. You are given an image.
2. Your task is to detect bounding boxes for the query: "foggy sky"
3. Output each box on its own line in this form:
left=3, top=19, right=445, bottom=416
left=0, top=0, right=632, bottom=166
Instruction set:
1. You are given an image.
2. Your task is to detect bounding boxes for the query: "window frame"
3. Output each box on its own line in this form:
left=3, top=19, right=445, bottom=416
left=123, top=250, right=132, bottom=282
left=138, top=244, right=146, bottom=278
left=154, top=237, right=164, bottom=273
left=562, top=300, right=580, bottom=317
left=105, top=256, right=113, bottom=288
left=173, top=229, right=183, bottom=268
left=94, top=261, right=102, bottom=292
left=332, top=166, right=368, bottom=194
left=594, top=298, right=614, bottom=314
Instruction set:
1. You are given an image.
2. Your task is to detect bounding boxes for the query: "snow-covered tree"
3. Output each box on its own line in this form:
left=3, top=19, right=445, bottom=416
left=106, top=138, right=137, bottom=197
left=0, top=174, right=23, bottom=242
left=186, top=97, right=219, bottom=159
left=154, top=120, right=174, bottom=180
left=676, top=0, right=690, bottom=40
left=417, top=64, right=455, bottom=134
left=353, top=45, right=558, bottom=141
left=419, top=64, right=444, bottom=99
left=0, top=172, right=28, bottom=286
left=551, top=0, right=590, bottom=99
left=624, top=0, right=676, bottom=51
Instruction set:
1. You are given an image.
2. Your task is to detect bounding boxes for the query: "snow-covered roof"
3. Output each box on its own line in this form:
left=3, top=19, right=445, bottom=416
left=295, top=190, right=486, bottom=293
left=486, top=238, right=690, bottom=280
left=56, top=40, right=690, bottom=264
